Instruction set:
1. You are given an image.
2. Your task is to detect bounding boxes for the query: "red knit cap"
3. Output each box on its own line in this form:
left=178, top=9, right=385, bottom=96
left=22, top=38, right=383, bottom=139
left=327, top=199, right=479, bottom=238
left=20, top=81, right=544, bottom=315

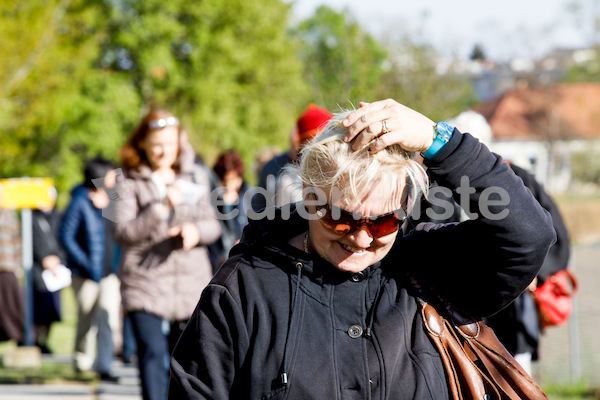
left=296, top=104, right=332, bottom=142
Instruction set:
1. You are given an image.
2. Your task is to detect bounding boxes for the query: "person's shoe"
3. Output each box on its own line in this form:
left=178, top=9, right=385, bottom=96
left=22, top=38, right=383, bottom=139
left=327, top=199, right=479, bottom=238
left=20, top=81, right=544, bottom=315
left=99, top=373, right=119, bottom=383
left=36, top=343, right=52, bottom=354
left=122, top=354, right=137, bottom=365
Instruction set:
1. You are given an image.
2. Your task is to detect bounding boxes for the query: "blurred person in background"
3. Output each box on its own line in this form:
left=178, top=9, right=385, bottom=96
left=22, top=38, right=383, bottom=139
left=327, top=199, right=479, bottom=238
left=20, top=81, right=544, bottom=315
left=443, top=110, right=571, bottom=375
left=211, top=150, right=249, bottom=267
left=31, top=189, right=65, bottom=354
left=194, top=154, right=224, bottom=272
left=253, top=146, right=281, bottom=183
left=0, top=205, right=25, bottom=346
left=115, top=109, right=221, bottom=400
left=485, top=161, right=570, bottom=374
left=60, top=157, right=120, bottom=382
left=252, top=104, right=331, bottom=211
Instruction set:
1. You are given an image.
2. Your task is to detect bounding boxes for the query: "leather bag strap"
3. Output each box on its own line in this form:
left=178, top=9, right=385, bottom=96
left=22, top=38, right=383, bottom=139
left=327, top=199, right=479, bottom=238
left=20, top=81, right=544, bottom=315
left=420, top=299, right=549, bottom=400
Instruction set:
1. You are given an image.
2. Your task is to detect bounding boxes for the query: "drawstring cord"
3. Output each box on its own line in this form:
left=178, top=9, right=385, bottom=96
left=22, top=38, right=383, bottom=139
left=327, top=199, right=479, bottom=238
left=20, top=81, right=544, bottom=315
left=281, top=261, right=303, bottom=385
left=365, top=275, right=385, bottom=338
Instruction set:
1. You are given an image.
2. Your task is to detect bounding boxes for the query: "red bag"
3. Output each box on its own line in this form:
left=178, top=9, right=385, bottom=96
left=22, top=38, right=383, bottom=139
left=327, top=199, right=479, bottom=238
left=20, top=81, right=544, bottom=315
left=533, top=269, right=578, bottom=327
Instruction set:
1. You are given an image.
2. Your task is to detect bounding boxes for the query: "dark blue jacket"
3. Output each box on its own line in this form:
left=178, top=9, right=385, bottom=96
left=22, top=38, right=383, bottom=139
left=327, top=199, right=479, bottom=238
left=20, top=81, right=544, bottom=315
left=60, top=185, right=105, bottom=283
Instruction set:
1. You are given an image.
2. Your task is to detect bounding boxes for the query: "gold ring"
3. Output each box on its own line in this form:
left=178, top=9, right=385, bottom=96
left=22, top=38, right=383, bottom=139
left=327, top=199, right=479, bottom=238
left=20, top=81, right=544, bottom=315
left=382, top=120, right=390, bottom=134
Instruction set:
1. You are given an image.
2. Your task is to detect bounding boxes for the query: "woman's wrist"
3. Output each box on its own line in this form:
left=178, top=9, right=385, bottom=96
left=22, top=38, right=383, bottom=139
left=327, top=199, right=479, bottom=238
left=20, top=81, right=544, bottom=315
left=421, top=121, right=454, bottom=159
left=420, top=128, right=435, bottom=154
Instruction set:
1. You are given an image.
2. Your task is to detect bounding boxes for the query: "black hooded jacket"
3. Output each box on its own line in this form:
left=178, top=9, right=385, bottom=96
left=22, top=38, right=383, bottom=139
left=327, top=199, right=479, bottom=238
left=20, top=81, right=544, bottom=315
left=169, top=132, right=555, bottom=400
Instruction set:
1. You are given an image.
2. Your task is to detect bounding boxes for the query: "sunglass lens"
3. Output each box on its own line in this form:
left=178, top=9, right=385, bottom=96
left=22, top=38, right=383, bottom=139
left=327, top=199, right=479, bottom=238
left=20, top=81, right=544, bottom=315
left=318, top=207, right=353, bottom=235
left=315, top=201, right=402, bottom=237
left=368, top=216, right=401, bottom=236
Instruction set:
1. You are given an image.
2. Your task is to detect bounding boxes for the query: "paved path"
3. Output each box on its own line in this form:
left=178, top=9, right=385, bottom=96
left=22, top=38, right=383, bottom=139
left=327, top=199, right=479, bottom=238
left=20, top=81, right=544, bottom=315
left=0, top=355, right=141, bottom=400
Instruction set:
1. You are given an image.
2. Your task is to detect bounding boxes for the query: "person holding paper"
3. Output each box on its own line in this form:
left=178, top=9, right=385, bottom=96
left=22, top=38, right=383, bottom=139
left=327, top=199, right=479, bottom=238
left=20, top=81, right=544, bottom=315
left=31, top=203, right=67, bottom=353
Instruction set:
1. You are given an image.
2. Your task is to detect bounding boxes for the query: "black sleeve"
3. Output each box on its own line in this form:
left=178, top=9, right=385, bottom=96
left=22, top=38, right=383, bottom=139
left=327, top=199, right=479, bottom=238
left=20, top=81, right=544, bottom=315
left=169, top=282, right=249, bottom=399
left=399, top=132, right=556, bottom=318
left=32, top=211, right=59, bottom=263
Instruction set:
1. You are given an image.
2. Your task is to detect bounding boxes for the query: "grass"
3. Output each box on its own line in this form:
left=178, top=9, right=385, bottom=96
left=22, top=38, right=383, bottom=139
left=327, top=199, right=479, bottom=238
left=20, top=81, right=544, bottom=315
left=544, top=381, right=600, bottom=399
left=47, top=285, right=78, bottom=355
left=0, top=360, right=97, bottom=384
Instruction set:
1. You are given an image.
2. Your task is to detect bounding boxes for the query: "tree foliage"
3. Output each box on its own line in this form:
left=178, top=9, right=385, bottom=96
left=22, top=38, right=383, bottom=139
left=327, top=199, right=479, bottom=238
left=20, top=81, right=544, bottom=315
left=102, top=0, right=308, bottom=161
left=1, top=1, right=478, bottom=206
left=0, top=0, right=139, bottom=202
left=562, top=46, right=600, bottom=83
left=376, top=41, right=477, bottom=122
left=470, top=44, right=487, bottom=61
left=0, top=0, right=307, bottom=204
left=294, top=6, right=387, bottom=110
left=571, top=148, right=600, bottom=186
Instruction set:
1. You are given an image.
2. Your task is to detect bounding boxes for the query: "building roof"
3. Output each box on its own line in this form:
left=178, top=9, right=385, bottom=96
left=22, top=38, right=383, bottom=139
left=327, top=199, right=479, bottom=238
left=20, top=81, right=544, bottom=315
left=472, top=83, right=600, bottom=140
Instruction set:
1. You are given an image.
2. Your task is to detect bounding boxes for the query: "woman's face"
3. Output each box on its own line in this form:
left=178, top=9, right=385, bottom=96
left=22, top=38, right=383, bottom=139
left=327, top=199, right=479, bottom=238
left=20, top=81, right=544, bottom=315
left=140, top=126, right=180, bottom=171
left=308, top=181, right=404, bottom=273
left=223, top=171, right=243, bottom=193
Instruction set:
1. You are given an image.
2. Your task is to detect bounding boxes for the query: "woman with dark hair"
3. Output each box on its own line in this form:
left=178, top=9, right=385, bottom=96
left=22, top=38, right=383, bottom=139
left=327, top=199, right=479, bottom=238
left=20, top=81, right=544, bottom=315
left=211, top=150, right=249, bottom=266
left=114, top=109, right=221, bottom=400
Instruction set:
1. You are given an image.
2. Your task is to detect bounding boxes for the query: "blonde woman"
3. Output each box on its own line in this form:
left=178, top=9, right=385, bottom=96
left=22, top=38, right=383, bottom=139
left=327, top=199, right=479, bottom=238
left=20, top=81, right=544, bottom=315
left=170, top=99, right=554, bottom=399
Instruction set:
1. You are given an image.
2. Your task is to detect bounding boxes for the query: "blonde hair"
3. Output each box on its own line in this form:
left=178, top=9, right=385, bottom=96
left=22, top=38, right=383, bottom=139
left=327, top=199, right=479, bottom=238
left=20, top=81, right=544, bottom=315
left=288, top=109, right=429, bottom=213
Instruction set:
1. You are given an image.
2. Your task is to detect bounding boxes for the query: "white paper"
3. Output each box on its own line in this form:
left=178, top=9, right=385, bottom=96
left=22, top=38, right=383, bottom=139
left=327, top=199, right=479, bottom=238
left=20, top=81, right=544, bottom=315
left=42, top=264, right=72, bottom=292
left=176, top=179, right=206, bottom=204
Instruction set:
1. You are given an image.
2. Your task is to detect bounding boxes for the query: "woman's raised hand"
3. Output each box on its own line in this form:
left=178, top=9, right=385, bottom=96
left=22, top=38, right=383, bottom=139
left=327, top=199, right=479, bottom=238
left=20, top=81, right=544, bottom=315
left=342, top=99, right=435, bottom=154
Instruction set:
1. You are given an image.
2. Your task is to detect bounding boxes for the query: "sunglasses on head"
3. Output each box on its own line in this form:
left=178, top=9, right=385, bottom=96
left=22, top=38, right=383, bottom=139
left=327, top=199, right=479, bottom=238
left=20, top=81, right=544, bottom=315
left=148, top=117, right=180, bottom=130
left=309, top=193, right=407, bottom=237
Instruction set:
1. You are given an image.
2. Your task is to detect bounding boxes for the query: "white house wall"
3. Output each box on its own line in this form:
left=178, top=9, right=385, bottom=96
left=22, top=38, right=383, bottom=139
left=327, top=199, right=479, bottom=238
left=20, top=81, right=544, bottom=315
left=490, top=139, right=572, bottom=193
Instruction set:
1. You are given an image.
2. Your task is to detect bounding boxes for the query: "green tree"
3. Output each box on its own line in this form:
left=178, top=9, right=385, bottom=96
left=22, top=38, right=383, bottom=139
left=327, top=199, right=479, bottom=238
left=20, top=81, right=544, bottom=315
left=293, top=5, right=387, bottom=110
left=0, top=0, right=309, bottom=202
left=562, top=46, right=600, bottom=83
left=571, top=148, right=600, bottom=186
left=0, top=0, right=140, bottom=203
left=470, top=44, right=486, bottom=61
left=103, top=0, right=308, bottom=166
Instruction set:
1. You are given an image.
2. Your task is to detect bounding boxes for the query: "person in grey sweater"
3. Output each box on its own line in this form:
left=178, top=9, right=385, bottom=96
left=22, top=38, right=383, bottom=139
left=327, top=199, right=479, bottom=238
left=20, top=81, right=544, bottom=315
left=115, top=109, right=220, bottom=400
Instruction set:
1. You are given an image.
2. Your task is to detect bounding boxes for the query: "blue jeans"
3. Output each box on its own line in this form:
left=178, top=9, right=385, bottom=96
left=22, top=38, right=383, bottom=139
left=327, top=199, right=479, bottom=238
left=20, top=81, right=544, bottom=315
left=129, top=311, right=169, bottom=400
left=122, top=313, right=137, bottom=362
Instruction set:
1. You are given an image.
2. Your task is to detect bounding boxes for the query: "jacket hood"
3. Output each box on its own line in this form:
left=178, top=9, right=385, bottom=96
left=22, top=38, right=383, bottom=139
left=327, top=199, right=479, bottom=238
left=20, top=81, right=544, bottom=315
left=235, top=203, right=307, bottom=253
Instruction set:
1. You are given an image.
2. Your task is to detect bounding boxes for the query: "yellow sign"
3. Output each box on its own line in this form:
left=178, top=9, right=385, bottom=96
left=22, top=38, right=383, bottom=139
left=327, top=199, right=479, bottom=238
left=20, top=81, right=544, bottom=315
left=0, top=178, right=56, bottom=210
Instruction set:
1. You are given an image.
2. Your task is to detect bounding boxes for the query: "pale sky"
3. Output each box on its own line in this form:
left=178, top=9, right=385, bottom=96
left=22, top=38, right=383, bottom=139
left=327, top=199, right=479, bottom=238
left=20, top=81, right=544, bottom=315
left=289, top=0, right=597, bottom=61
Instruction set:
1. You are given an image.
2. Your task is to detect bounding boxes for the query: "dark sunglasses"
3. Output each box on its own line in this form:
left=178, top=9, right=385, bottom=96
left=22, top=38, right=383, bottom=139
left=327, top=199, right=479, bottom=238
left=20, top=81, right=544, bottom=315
left=309, top=193, right=407, bottom=237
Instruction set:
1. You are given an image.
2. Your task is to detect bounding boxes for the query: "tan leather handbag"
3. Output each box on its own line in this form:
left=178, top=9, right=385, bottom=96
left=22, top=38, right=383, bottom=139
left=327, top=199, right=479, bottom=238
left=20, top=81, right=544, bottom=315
left=420, top=299, right=549, bottom=400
